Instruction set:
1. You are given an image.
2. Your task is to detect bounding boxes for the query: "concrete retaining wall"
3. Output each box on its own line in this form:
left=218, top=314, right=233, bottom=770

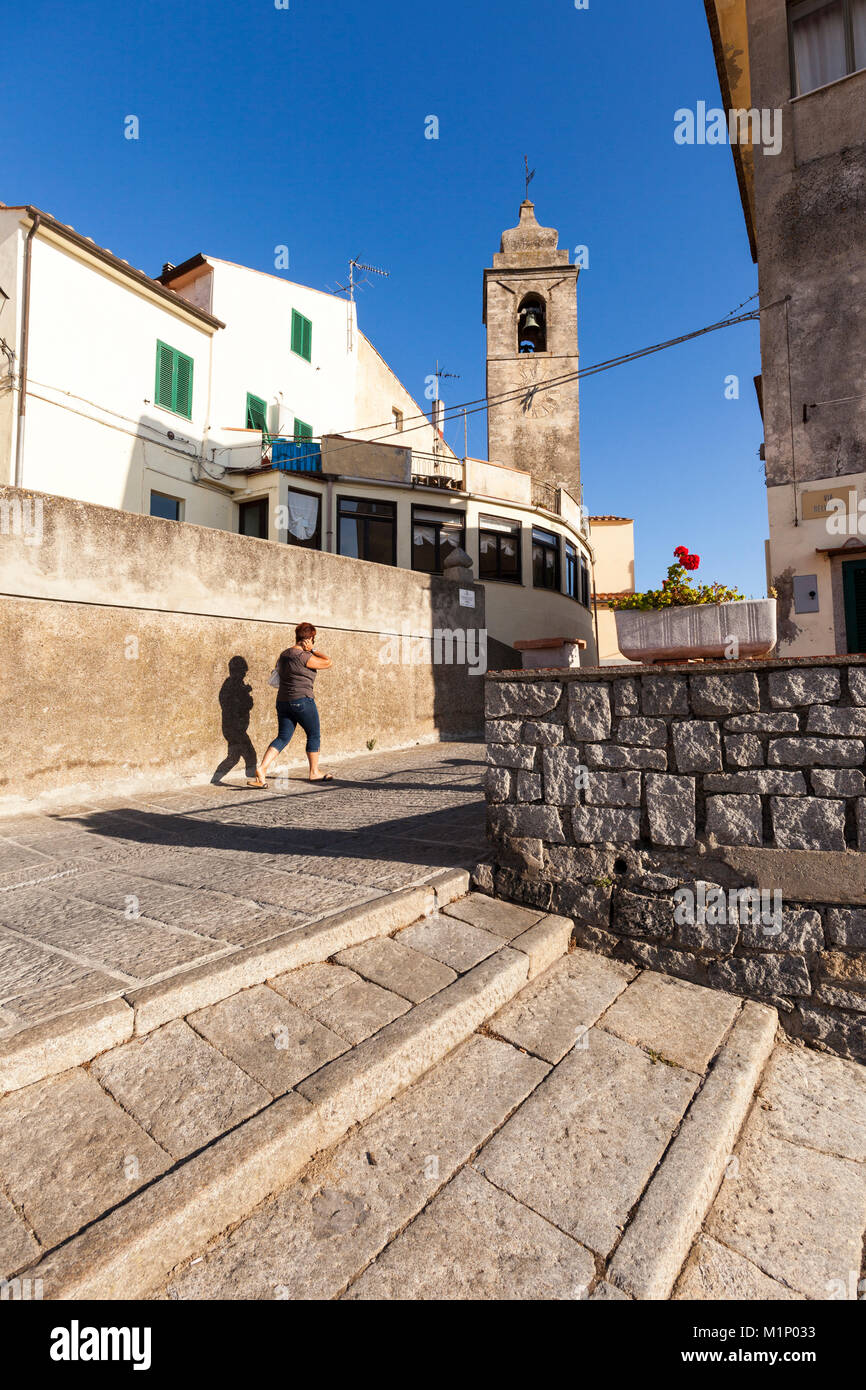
left=0, top=487, right=487, bottom=812
left=482, top=658, right=866, bottom=1061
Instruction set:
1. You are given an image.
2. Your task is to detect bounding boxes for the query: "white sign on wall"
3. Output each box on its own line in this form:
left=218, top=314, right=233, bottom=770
left=459, top=589, right=476, bottom=608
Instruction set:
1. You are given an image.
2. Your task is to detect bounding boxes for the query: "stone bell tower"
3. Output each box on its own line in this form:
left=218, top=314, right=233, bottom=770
left=483, top=201, right=580, bottom=496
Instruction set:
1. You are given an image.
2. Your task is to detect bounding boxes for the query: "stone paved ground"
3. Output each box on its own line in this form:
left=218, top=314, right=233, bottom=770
left=675, top=1041, right=866, bottom=1300
left=0, top=744, right=486, bottom=1039
left=3, top=744, right=866, bottom=1300
left=0, top=892, right=564, bottom=1288
left=2, top=881, right=865, bottom=1299
left=151, top=944, right=866, bottom=1301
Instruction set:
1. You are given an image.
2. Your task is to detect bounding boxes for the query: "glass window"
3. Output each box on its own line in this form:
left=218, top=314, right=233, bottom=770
left=532, top=526, right=560, bottom=591
left=286, top=487, right=320, bottom=550
left=411, top=506, right=465, bottom=574
left=239, top=498, right=268, bottom=539
left=580, top=554, right=591, bottom=607
left=478, top=514, right=521, bottom=583
left=789, top=0, right=864, bottom=94
left=565, top=541, right=578, bottom=599
left=856, top=0, right=866, bottom=66
left=150, top=491, right=182, bottom=521
left=565, top=544, right=592, bottom=606
left=337, top=496, right=396, bottom=566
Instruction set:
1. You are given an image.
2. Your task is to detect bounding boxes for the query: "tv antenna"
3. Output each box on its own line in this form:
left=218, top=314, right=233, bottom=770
left=432, top=360, right=461, bottom=397
left=431, top=361, right=461, bottom=455
left=329, top=255, right=390, bottom=352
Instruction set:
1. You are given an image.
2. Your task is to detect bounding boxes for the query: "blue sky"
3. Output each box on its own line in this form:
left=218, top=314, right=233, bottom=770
left=5, top=0, right=764, bottom=595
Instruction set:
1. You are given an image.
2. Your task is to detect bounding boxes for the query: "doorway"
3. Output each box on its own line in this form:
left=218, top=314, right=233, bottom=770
left=842, top=559, right=866, bottom=652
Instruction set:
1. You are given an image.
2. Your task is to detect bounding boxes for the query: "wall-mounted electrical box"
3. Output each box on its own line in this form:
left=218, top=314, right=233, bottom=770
left=793, top=574, right=819, bottom=613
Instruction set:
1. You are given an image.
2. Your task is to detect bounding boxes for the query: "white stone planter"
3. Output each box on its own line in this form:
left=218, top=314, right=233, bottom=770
left=614, top=598, right=777, bottom=664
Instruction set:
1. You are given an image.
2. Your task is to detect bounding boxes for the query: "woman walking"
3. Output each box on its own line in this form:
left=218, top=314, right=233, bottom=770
left=250, top=623, right=333, bottom=786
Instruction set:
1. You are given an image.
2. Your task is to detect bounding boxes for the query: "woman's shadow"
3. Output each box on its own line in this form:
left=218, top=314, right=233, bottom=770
left=212, top=656, right=259, bottom=784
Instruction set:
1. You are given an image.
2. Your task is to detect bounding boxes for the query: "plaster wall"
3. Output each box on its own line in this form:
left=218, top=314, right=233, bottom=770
left=0, top=487, right=487, bottom=811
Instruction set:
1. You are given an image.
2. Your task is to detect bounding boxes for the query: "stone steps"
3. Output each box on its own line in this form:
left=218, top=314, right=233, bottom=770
left=0, top=891, right=570, bottom=1298
left=606, top=999, right=777, bottom=1297
left=7, top=900, right=865, bottom=1301
left=0, top=871, right=469, bottom=1095
left=151, top=952, right=797, bottom=1301
left=674, top=1035, right=866, bottom=1299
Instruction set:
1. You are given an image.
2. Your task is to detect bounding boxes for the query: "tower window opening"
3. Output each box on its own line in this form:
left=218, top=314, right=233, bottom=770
left=518, top=294, right=547, bottom=353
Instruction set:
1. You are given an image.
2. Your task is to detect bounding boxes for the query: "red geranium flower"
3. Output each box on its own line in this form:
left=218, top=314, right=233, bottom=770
left=673, top=545, right=688, bottom=559
left=683, top=553, right=701, bottom=571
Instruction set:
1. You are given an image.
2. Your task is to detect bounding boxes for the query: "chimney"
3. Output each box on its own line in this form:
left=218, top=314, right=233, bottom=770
left=432, top=397, right=444, bottom=437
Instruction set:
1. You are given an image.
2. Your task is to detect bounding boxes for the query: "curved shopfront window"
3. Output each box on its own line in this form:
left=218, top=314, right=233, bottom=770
left=286, top=488, right=320, bottom=549
left=479, top=514, right=521, bottom=583
left=533, top=526, right=561, bottom=591
left=337, top=496, right=397, bottom=565
left=412, top=506, right=465, bottom=574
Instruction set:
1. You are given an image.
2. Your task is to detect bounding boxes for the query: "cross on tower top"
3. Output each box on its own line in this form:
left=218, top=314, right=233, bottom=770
left=524, top=155, right=535, bottom=200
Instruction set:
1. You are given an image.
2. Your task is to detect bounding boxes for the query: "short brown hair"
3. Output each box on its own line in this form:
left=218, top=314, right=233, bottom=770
left=295, top=622, right=316, bottom=643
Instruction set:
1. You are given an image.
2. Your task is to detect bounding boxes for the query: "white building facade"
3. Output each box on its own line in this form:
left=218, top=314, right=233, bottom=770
left=0, top=203, right=599, bottom=658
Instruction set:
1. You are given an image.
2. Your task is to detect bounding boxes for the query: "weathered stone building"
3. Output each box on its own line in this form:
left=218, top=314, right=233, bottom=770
left=483, top=202, right=581, bottom=499
left=706, top=0, right=866, bottom=655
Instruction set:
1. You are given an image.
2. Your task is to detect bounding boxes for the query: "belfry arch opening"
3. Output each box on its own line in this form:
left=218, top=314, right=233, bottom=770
left=517, top=294, right=547, bottom=353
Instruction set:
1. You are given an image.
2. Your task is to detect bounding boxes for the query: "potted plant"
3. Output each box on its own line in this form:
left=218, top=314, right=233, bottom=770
left=608, top=547, right=777, bottom=664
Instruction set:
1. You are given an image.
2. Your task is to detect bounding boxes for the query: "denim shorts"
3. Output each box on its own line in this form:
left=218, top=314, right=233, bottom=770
left=272, top=697, right=321, bottom=754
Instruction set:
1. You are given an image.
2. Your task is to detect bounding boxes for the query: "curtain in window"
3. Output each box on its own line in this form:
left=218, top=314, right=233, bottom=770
left=792, top=2, right=848, bottom=93
left=287, top=491, right=319, bottom=541
left=853, top=0, right=866, bottom=68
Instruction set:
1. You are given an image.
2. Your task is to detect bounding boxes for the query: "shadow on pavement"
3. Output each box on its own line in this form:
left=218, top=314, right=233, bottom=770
left=65, top=781, right=487, bottom=870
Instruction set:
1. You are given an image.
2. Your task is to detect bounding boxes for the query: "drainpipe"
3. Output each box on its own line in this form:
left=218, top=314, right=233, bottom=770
left=14, top=211, right=40, bottom=488
left=589, top=547, right=601, bottom=666
left=200, top=327, right=214, bottom=469
left=325, top=478, right=334, bottom=552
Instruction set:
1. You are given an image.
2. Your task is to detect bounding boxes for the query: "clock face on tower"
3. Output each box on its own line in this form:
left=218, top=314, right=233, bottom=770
left=518, top=360, right=555, bottom=417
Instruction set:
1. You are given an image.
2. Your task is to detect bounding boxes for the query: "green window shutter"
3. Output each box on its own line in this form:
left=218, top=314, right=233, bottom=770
left=174, top=352, right=193, bottom=419
left=291, top=309, right=312, bottom=362
left=154, top=341, right=193, bottom=418
left=294, top=417, right=313, bottom=440
left=155, top=341, right=175, bottom=410
left=246, top=393, right=267, bottom=431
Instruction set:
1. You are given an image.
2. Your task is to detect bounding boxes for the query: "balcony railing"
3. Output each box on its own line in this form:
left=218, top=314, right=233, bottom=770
left=267, top=437, right=322, bottom=473
left=410, top=451, right=464, bottom=489
left=531, top=480, right=559, bottom=514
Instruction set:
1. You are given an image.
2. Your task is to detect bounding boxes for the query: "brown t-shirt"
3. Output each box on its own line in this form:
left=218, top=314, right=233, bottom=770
left=276, top=647, right=315, bottom=702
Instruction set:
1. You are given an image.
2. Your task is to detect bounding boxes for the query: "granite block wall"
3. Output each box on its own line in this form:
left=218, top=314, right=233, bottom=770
left=481, top=658, right=866, bottom=1062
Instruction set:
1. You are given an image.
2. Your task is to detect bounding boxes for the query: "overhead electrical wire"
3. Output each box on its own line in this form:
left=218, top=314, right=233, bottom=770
left=222, top=305, right=761, bottom=474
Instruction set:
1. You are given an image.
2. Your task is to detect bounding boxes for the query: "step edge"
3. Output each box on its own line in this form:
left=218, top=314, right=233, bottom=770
left=606, top=1000, right=779, bottom=1301
left=0, top=998, right=134, bottom=1098
left=18, top=917, right=564, bottom=1299
left=0, top=877, right=468, bottom=1096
